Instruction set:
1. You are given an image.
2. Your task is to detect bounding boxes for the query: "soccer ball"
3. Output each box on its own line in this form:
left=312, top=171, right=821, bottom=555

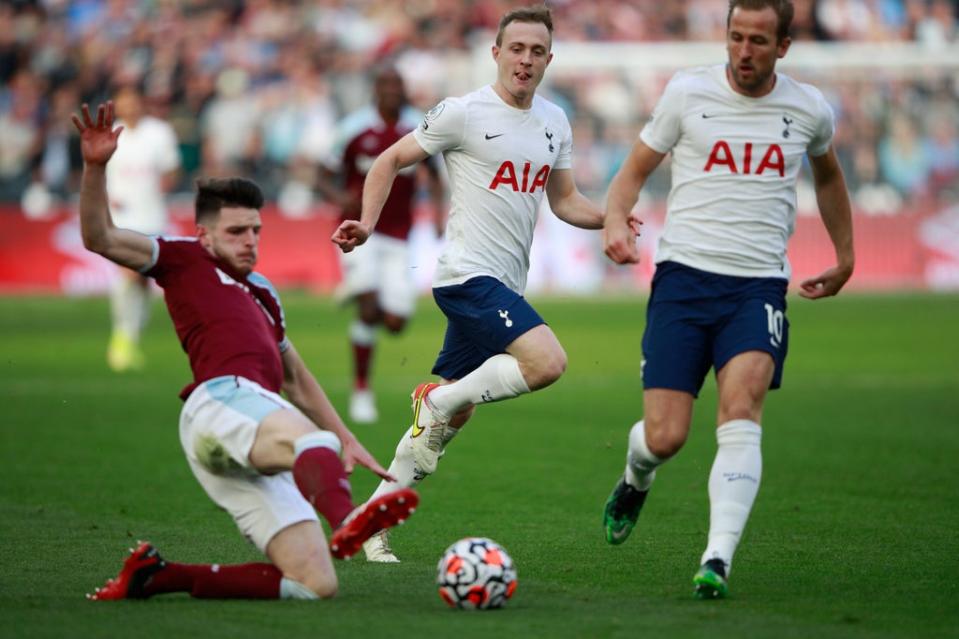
left=436, top=537, right=517, bottom=610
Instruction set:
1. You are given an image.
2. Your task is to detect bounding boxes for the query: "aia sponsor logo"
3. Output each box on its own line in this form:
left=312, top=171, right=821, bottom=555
left=489, top=161, right=550, bottom=193
left=703, top=141, right=785, bottom=177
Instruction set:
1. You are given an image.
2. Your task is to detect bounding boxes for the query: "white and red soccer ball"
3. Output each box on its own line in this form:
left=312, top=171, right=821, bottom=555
left=436, top=537, right=517, bottom=610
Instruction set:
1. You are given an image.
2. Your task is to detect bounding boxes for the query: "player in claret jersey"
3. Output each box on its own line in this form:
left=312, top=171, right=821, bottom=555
left=73, top=102, right=417, bottom=601
left=317, top=65, right=445, bottom=424
left=332, top=4, right=635, bottom=563
left=601, top=0, right=855, bottom=599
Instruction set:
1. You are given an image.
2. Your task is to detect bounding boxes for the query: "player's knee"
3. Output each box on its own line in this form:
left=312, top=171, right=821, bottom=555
left=719, top=394, right=765, bottom=424
left=382, top=314, right=406, bottom=334
left=526, top=348, right=567, bottom=389
left=307, top=572, right=338, bottom=599
left=290, top=570, right=338, bottom=599
left=357, top=307, right=381, bottom=326
left=643, top=420, right=688, bottom=459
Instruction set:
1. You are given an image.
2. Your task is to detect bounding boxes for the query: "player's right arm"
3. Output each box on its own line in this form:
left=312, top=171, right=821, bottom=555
left=331, top=132, right=430, bottom=253
left=603, top=140, right=665, bottom=264
left=72, top=102, right=155, bottom=271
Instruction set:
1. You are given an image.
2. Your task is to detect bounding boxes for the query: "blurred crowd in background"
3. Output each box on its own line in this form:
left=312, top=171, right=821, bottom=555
left=1, top=0, right=957, bottom=214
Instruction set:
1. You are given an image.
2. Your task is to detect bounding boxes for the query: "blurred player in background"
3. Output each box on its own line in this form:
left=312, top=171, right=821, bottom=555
left=74, top=102, right=416, bottom=601
left=333, top=5, right=633, bottom=562
left=602, top=0, right=854, bottom=599
left=317, top=65, right=445, bottom=424
left=103, top=85, right=180, bottom=372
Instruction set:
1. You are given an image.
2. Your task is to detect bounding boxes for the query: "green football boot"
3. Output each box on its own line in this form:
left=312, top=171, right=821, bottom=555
left=693, top=558, right=729, bottom=599
left=603, top=476, right=649, bottom=545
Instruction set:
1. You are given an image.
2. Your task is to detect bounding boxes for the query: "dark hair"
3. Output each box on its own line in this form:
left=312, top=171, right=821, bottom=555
left=727, top=0, right=794, bottom=41
left=194, top=177, right=264, bottom=225
left=495, top=4, right=553, bottom=47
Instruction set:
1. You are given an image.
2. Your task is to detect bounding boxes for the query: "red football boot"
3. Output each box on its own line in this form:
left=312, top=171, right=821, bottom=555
left=87, top=541, right=165, bottom=600
left=329, top=489, right=419, bottom=560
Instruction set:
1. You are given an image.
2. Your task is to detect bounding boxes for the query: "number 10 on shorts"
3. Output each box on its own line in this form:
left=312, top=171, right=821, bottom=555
left=764, top=303, right=784, bottom=348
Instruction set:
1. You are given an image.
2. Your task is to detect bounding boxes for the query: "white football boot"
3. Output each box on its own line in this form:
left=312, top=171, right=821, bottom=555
left=408, top=382, right=450, bottom=477
left=363, top=530, right=400, bottom=563
left=349, top=389, right=378, bottom=424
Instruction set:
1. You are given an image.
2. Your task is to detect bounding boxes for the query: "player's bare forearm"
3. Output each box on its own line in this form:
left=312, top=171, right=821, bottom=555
left=546, top=169, right=602, bottom=229
left=74, top=102, right=154, bottom=270
left=360, top=133, right=431, bottom=230
left=815, top=174, right=854, bottom=270
left=281, top=344, right=351, bottom=440
left=555, top=191, right=603, bottom=229
left=281, top=343, right=393, bottom=479
left=603, top=170, right=647, bottom=264
left=78, top=163, right=155, bottom=270
left=801, top=148, right=855, bottom=299
left=604, top=141, right=665, bottom=264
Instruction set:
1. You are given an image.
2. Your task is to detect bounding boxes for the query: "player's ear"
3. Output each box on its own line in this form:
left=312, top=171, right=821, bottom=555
left=777, top=36, right=791, bottom=58
left=196, top=223, right=211, bottom=248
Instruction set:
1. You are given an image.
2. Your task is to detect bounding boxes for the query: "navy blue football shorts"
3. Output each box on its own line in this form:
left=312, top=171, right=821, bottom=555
left=642, top=261, right=789, bottom=397
left=431, top=276, right=545, bottom=380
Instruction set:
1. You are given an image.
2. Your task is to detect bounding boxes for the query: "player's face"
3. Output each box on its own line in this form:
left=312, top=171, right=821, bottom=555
left=726, top=6, right=790, bottom=97
left=375, top=69, right=406, bottom=116
left=492, top=21, right=553, bottom=109
left=114, top=89, right=143, bottom=123
left=199, top=207, right=262, bottom=275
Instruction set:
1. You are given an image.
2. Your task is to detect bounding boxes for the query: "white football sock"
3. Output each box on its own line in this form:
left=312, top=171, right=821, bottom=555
left=110, top=277, right=149, bottom=339
left=367, top=427, right=422, bottom=501
left=625, top=420, right=661, bottom=491
left=428, top=354, right=529, bottom=416
left=700, top=419, right=763, bottom=573
left=349, top=319, right=377, bottom=346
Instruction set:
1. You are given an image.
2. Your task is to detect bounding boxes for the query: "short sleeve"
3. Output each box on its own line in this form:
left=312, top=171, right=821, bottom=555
left=807, top=91, right=835, bottom=158
left=157, top=123, right=181, bottom=172
left=413, top=98, right=466, bottom=156
left=554, top=111, right=573, bottom=171
left=143, top=236, right=195, bottom=279
left=639, top=73, right=686, bottom=154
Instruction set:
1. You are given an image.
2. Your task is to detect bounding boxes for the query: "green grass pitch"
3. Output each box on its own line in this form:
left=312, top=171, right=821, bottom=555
left=1, top=293, right=957, bottom=638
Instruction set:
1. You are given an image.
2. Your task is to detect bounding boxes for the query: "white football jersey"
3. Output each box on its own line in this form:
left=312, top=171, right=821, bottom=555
left=413, top=85, right=572, bottom=293
left=106, top=116, right=180, bottom=235
left=641, top=64, right=834, bottom=279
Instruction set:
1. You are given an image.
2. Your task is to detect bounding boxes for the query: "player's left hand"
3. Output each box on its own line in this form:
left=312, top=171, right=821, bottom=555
left=798, top=263, right=853, bottom=299
left=331, top=220, right=371, bottom=253
left=339, top=433, right=396, bottom=481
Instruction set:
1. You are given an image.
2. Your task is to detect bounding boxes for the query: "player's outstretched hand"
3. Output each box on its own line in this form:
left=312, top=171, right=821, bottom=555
left=71, top=102, right=123, bottom=166
left=331, top=220, right=371, bottom=253
left=603, top=213, right=642, bottom=264
left=339, top=432, right=396, bottom=482
left=798, top=263, right=853, bottom=299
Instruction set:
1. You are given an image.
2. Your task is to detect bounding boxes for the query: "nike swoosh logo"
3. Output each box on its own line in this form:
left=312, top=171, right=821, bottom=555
left=608, top=526, right=631, bottom=543
left=411, top=423, right=424, bottom=438
left=485, top=133, right=504, bottom=140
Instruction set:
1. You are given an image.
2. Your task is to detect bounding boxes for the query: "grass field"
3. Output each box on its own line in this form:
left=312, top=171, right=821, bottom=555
left=1, top=292, right=957, bottom=639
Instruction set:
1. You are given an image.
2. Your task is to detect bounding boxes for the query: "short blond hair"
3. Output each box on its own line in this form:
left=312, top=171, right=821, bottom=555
left=495, top=5, right=553, bottom=47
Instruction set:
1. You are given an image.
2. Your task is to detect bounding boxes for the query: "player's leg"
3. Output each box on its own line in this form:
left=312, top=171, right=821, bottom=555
left=266, top=520, right=338, bottom=598
left=604, top=389, right=695, bottom=544
left=694, top=280, right=787, bottom=599
left=421, top=278, right=547, bottom=423
left=693, top=352, right=771, bottom=599
left=349, top=292, right=381, bottom=423
left=341, top=236, right=381, bottom=423
left=604, top=262, right=711, bottom=545
left=251, top=399, right=418, bottom=559
left=361, top=391, right=473, bottom=562
left=107, top=269, right=149, bottom=371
